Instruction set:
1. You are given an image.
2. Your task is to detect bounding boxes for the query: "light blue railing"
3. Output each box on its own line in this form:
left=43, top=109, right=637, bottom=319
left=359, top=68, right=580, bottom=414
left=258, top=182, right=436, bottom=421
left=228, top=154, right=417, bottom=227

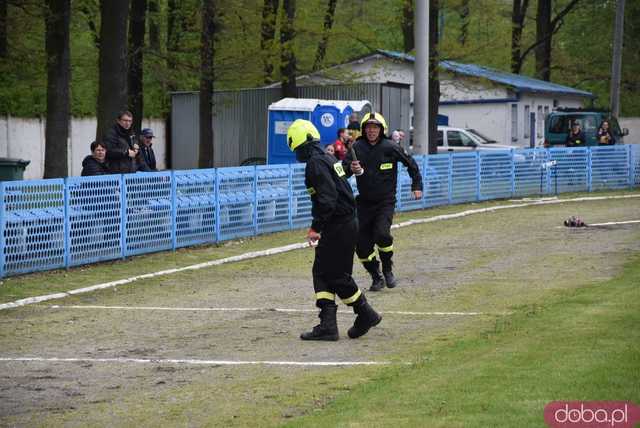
left=1, top=145, right=639, bottom=278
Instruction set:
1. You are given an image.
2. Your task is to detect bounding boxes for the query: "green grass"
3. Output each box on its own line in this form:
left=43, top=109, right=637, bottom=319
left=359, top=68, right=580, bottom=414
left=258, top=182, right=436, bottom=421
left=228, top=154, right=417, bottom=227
left=284, top=256, right=640, bottom=428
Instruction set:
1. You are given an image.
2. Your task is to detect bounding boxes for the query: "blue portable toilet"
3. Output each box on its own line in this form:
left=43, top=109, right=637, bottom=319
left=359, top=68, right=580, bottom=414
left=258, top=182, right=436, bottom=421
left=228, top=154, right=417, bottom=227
left=267, top=98, right=371, bottom=164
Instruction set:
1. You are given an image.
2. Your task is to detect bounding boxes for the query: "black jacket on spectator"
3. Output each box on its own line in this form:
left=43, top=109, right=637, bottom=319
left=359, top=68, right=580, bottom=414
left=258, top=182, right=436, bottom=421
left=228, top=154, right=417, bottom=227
left=139, top=145, right=157, bottom=171
left=103, top=123, right=136, bottom=174
left=565, top=131, right=587, bottom=147
left=596, top=128, right=615, bottom=145
left=81, top=156, right=110, bottom=176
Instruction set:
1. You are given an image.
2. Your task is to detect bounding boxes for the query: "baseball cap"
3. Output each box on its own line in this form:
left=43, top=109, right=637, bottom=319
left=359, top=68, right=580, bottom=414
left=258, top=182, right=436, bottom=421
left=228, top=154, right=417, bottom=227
left=141, top=128, right=155, bottom=137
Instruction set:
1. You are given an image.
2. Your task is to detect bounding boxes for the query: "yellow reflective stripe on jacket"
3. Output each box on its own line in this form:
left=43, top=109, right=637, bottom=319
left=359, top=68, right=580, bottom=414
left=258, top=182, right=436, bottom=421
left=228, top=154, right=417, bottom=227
left=377, top=244, right=394, bottom=253
left=358, top=252, right=376, bottom=262
left=306, top=187, right=316, bottom=195
left=315, top=292, right=335, bottom=301
left=380, top=162, right=393, bottom=170
left=342, top=289, right=362, bottom=305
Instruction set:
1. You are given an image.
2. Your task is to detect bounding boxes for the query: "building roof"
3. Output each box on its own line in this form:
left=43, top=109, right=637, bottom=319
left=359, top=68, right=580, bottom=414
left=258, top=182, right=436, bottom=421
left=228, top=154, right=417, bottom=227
left=376, top=50, right=594, bottom=98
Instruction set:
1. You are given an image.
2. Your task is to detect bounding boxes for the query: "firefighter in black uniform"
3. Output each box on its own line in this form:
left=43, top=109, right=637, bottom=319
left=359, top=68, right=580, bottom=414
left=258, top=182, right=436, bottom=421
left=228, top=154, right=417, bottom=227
left=344, top=112, right=423, bottom=291
left=287, top=119, right=382, bottom=341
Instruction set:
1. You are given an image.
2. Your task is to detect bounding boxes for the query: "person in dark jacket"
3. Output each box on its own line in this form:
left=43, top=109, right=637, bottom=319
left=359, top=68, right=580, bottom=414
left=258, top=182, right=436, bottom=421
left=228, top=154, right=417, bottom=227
left=287, top=119, right=381, bottom=341
left=565, top=122, right=587, bottom=147
left=596, top=120, right=615, bottom=145
left=344, top=112, right=423, bottom=291
left=137, top=128, right=158, bottom=171
left=81, top=141, right=110, bottom=176
left=103, top=110, right=138, bottom=174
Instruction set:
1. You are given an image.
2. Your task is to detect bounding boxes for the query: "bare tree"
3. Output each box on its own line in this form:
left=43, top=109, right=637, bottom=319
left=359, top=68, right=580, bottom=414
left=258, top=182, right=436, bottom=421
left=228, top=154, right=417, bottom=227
left=96, top=0, right=130, bottom=140
left=0, top=0, right=7, bottom=58
left=401, top=0, right=413, bottom=52
left=260, top=0, right=279, bottom=84
left=44, top=0, right=70, bottom=178
left=458, top=0, right=470, bottom=46
left=128, top=0, right=147, bottom=135
left=511, top=0, right=530, bottom=74
left=535, top=0, right=581, bottom=81
left=199, top=0, right=216, bottom=168
left=148, top=0, right=160, bottom=52
left=280, top=0, right=297, bottom=98
left=166, top=0, right=184, bottom=92
left=312, top=0, right=337, bottom=71
left=428, top=0, right=440, bottom=155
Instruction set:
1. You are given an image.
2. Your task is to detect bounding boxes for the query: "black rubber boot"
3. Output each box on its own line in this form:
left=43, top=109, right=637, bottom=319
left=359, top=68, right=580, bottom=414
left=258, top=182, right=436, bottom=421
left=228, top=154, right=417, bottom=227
left=300, top=304, right=339, bottom=341
left=383, top=270, right=397, bottom=288
left=379, top=251, right=397, bottom=288
left=348, top=296, right=382, bottom=339
left=369, top=269, right=384, bottom=291
left=362, top=259, right=384, bottom=291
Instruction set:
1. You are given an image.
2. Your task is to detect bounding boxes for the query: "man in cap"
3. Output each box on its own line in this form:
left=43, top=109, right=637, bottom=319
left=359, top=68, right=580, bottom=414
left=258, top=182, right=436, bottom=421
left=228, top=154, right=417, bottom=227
left=287, top=119, right=382, bottom=341
left=138, top=128, right=158, bottom=171
left=344, top=112, right=423, bottom=291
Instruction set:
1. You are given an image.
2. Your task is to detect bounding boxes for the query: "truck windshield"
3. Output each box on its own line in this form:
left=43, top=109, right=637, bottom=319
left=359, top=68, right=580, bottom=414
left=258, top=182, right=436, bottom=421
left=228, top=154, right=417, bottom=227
left=549, top=115, right=598, bottom=134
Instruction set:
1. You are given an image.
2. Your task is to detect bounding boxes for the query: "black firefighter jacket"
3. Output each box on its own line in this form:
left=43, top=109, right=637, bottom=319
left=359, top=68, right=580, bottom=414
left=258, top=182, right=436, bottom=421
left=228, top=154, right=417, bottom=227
left=343, top=137, right=423, bottom=203
left=305, top=145, right=356, bottom=233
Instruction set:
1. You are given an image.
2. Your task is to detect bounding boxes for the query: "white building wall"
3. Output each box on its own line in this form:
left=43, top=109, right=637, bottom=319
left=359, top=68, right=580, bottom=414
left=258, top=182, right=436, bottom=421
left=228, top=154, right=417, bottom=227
left=0, top=117, right=166, bottom=180
left=439, top=103, right=511, bottom=145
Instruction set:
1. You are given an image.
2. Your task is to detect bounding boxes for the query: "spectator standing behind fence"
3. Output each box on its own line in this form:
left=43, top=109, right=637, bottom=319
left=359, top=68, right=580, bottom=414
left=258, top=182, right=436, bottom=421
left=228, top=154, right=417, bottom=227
left=81, top=141, right=110, bottom=176
left=596, top=121, right=615, bottom=146
left=347, top=112, right=361, bottom=141
left=333, top=128, right=348, bottom=160
left=565, top=122, right=586, bottom=147
left=103, top=110, right=138, bottom=174
left=137, top=128, right=158, bottom=171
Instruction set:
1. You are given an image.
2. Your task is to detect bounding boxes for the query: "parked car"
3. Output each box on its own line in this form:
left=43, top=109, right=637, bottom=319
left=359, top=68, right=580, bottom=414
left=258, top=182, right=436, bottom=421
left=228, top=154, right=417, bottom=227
left=437, top=126, right=518, bottom=153
left=544, top=108, right=629, bottom=147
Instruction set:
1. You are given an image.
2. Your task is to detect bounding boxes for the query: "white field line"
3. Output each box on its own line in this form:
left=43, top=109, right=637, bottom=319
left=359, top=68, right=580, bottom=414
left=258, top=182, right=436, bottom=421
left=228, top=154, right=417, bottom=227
left=44, top=304, right=492, bottom=316
left=2, top=193, right=639, bottom=312
left=588, top=220, right=640, bottom=227
left=0, top=357, right=390, bottom=367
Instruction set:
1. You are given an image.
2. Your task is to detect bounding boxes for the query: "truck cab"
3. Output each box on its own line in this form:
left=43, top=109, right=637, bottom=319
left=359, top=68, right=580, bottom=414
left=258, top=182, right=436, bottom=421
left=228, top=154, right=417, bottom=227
left=544, top=108, right=629, bottom=147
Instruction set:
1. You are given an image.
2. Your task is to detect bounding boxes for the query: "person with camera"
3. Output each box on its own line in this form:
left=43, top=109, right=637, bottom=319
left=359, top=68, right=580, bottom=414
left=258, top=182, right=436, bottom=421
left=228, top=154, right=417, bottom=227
left=103, top=110, right=139, bottom=174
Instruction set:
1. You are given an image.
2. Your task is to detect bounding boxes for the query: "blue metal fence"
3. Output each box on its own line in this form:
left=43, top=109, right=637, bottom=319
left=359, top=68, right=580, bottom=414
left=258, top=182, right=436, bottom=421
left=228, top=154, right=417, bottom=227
left=1, top=145, right=639, bottom=278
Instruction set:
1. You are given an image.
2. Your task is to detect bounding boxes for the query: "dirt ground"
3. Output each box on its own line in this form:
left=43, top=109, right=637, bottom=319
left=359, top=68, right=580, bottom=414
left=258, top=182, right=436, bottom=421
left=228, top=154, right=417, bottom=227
left=1, top=195, right=639, bottom=427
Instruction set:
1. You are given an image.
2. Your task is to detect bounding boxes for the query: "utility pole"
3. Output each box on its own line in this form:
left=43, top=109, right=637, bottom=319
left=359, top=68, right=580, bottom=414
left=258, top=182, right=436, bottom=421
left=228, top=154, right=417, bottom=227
left=609, top=0, right=625, bottom=117
left=413, top=0, right=429, bottom=154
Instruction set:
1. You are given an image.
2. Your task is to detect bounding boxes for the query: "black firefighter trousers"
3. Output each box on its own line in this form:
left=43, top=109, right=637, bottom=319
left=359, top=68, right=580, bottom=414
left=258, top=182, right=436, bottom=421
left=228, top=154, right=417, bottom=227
left=312, top=217, right=363, bottom=308
left=355, top=198, right=395, bottom=274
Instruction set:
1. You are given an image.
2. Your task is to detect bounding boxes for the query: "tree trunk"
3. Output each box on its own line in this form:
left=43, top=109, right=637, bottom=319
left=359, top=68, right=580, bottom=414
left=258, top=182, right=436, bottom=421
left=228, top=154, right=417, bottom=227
left=148, top=0, right=160, bottom=52
left=166, top=0, right=183, bottom=92
left=96, top=0, right=130, bottom=141
left=260, top=0, right=278, bottom=84
left=280, top=0, right=297, bottom=98
left=128, top=0, right=147, bottom=135
left=458, top=0, right=470, bottom=46
left=428, top=0, right=440, bottom=155
left=199, top=0, right=215, bottom=168
left=535, top=0, right=552, bottom=81
left=401, top=0, right=413, bottom=52
left=0, top=0, right=7, bottom=58
left=511, top=0, right=529, bottom=73
left=44, top=0, right=71, bottom=178
left=312, top=0, right=337, bottom=71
